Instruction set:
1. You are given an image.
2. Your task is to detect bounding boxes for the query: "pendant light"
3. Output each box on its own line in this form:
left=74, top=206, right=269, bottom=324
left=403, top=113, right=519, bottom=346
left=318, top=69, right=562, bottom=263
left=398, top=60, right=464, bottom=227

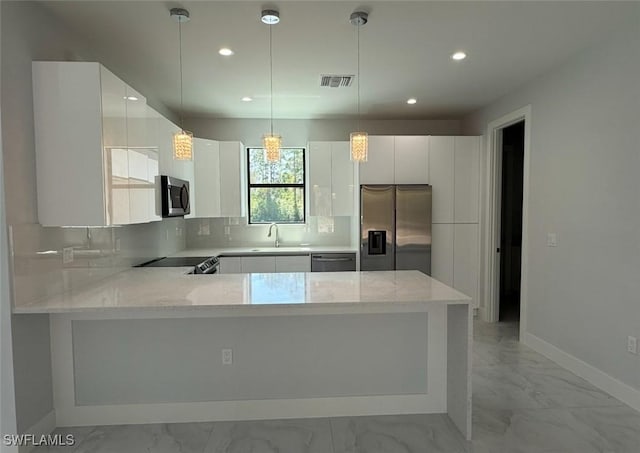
left=170, top=8, right=193, bottom=160
left=350, top=11, right=368, bottom=162
left=262, top=9, right=281, bottom=162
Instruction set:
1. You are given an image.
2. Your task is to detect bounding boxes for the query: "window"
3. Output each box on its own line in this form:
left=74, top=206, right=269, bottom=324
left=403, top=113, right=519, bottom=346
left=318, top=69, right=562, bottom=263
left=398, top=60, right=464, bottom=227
left=247, top=148, right=305, bottom=224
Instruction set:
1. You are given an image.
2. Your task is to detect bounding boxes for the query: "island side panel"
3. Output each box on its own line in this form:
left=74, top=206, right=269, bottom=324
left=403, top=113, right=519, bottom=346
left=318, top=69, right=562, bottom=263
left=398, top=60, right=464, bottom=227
left=447, top=303, right=473, bottom=440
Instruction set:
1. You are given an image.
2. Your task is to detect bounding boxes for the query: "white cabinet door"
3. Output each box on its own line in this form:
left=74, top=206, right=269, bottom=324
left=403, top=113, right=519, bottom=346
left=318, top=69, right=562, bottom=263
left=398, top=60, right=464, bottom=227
left=219, top=257, right=242, bottom=274
left=106, top=147, right=130, bottom=225
left=125, top=86, right=147, bottom=148
left=331, top=142, right=354, bottom=216
left=157, top=115, right=176, bottom=177
left=431, top=223, right=454, bottom=286
left=193, top=138, right=221, bottom=217
left=147, top=151, right=161, bottom=221
left=454, top=136, right=480, bottom=223
left=241, top=256, right=276, bottom=273
left=128, top=148, right=149, bottom=224
left=429, top=136, right=455, bottom=223
left=359, top=136, right=395, bottom=184
left=219, top=141, right=246, bottom=218
left=394, top=136, right=429, bottom=184
left=453, top=223, right=479, bottom=307
left=308, top=142, right=332, bottom=217
left=275, top=255, right=311, bottom=272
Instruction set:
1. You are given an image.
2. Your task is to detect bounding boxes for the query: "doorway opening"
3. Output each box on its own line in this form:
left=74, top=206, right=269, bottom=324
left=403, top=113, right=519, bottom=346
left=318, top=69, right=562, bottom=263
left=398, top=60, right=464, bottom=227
left=498, top=121, right=524, bottom=322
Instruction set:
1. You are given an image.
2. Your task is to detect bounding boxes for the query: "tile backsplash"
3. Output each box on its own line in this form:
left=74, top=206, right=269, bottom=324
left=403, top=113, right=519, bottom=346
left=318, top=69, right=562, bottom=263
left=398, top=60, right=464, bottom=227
left=186, top=217, right=352, bottom=249
left=10, top=219, right=186, bottom=306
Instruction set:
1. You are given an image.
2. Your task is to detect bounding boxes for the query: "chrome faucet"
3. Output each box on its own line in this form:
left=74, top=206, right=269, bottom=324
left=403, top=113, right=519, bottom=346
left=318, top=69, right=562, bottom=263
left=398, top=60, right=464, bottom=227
left=267, top=223, right=280, bottom=248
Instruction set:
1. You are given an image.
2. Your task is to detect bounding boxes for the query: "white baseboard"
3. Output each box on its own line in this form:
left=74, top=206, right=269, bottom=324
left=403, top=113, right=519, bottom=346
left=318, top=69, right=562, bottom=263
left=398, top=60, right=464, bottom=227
left=18, top=410, right=56, bottom=453
left=524, top=332, right=640, bottom=413
left=55, top=394, right=441, bottom=427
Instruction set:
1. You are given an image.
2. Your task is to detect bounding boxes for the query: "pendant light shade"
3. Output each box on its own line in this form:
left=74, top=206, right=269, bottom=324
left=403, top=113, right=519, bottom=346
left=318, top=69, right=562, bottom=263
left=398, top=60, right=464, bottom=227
left=350, top=131, right=368, bottom=162
left=170, top=8, right=193, bottom=160
left=350, top=11, right=368, bottom=162
left=263, top=9, right=281, bottom=162
left=173, top=130, right=194, bottom=160
left=263, top=134, right=282, bottom=161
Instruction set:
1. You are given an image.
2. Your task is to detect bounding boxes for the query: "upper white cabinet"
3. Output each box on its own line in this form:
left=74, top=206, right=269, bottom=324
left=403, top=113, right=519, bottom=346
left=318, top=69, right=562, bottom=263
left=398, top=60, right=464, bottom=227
left=359, top=136, right=395, bottom=184
left=219, top=141, right=246, bottom=218
left=454, top=136, right=480, bottom=223
left=429, top=136, right=455, bottom=223
left=32, top=61, right=160, bottom=226
left=429, top=136, right=481, bottom=224
left=193, top=138, right=221, bottom=217
left=359, top=136, right=429, bottom=185
left=308, top=141, right=355, bottom=217
left=394, top=136, right=429, bottom=184
left=191, top=139, right=246, bottom=218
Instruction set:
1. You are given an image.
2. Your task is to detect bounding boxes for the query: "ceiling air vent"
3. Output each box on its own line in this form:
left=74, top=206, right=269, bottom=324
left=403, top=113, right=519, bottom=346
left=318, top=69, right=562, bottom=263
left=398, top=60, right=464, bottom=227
left=320, top=74, right=355, bottom=88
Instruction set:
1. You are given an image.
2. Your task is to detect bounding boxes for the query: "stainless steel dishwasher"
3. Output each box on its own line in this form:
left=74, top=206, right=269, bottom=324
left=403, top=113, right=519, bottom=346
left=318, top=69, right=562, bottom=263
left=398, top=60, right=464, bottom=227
left=311, top=253, right=356, bottom=272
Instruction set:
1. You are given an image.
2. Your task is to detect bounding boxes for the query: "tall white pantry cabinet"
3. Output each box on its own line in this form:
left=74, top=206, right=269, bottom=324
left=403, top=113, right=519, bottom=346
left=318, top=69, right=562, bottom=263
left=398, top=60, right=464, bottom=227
left=354, top=135, right=481, bottom=307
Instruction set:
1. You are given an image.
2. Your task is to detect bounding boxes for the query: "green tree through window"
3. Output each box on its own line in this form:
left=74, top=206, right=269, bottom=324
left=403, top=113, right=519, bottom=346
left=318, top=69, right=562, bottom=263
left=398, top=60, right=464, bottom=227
left=247, top=148, right=305, bottom=223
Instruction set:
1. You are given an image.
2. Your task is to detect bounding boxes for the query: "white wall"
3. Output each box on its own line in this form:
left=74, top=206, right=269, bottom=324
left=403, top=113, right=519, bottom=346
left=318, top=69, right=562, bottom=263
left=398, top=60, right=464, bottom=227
left=186, top=117, right=461, bottom=147
left=463, top=19, right=640, bottom=395
left=0, top=1, right=185, bottom=432
left=0, top=3, right=19, bottom=448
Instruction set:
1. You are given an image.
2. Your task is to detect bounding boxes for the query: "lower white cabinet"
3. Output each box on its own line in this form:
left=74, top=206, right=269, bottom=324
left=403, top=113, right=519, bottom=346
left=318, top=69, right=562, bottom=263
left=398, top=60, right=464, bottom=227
left=430, top=223, right=479, bottom=307
left=453, top=224, right=479, bottom=307
left=218, top=257, right=242, bottom=274
left=218, top=255, right=311, bottom=274
left=431, top=224, right=454, bottom=286
left=275, top=255, right=311, bottom=272
left=241, top=256, right=276, bottom=273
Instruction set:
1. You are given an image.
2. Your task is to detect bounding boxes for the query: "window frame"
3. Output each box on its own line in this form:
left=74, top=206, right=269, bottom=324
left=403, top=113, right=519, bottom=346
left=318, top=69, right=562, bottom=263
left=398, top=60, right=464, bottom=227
left=246, top=147, right=306, bottom=224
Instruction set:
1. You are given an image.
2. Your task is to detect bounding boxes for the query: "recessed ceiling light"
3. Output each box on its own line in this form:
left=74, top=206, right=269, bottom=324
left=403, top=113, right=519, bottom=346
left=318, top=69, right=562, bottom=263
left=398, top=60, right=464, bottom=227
left=219, top=48, right=234, bottom=56
left=451, top=52, right=467, bottom=61
left=241, top=96, right=253, bottom=102
left=407, top=98, right=417, bottom=105
left=123, top=96, right=138, bottom=101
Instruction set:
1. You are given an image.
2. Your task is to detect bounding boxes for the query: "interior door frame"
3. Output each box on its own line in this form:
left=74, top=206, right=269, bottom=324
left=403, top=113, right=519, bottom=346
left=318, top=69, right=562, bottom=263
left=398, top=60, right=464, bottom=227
left=481, top=105, right=531, bottom=339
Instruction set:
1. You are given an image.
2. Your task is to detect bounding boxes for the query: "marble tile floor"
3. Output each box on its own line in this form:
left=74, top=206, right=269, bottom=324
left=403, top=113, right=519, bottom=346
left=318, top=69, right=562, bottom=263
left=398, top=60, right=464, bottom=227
left=35, top=321, right=640, bottom=453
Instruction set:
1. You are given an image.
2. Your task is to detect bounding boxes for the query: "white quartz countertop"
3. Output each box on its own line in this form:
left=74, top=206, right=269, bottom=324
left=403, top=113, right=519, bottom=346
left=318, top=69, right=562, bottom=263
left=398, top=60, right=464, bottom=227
left=13, top=270, right=470, bottom=314
left=171, top=246, right=358, bottom=258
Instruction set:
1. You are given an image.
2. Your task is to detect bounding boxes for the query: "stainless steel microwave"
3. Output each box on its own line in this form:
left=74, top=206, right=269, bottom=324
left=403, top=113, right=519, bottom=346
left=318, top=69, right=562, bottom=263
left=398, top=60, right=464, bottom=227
left=161, top=175, right=190, bottom=217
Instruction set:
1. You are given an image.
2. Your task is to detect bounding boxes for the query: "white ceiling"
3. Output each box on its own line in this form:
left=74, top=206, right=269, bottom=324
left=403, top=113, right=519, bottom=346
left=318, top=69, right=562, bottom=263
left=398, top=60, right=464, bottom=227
left=39, top=1, right=637, bottom=120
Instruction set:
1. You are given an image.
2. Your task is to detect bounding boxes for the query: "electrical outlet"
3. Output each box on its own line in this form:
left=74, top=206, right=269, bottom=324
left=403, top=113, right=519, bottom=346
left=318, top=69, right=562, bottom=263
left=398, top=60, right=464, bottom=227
left=62, top=247, right=74, bottom=264
left=222, top=349, right=233, bottom=365
left=547, top=233, right=558, bottom=247
left=115, top=238, right=121, bottom=252
left=176, top=227, right=183, bottom=237
left=627, top=336, right=637, bottom=354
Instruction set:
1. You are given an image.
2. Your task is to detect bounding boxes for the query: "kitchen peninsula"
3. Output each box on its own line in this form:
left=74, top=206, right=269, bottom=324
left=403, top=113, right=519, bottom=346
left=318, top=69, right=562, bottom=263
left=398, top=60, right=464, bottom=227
left=14, top=270, right=473, bottom=440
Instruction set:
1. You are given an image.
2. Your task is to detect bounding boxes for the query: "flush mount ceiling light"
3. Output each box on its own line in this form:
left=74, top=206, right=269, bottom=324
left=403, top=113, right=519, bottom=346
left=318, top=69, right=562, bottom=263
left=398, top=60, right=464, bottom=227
left=452, top=51, right=467, bottom=61
left=218, top=48, right=234, bottom=56
left=261, top=9, right=280, bottom=25
left=349, top=11, right=368, bottom=163
left=170, top=7, right=193, bottom=160
left=241, top=96, right=253, bottom=102
left=262, top=9, right=281, bottom=162
left=407, top=98, right=417, bottom=105
left=123, top=96, right=138, bottom=101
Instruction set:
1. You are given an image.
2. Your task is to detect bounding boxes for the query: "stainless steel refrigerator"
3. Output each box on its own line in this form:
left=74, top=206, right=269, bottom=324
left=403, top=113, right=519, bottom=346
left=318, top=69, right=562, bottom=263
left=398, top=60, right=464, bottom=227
left=360, top=184, right=432, bottom=275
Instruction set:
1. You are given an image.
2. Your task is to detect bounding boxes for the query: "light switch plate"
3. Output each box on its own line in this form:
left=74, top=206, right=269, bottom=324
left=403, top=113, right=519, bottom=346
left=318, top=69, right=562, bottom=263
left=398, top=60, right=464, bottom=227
left=547, top=233, right=558, bottom=247
left=627, top=336, right=637, bottom=354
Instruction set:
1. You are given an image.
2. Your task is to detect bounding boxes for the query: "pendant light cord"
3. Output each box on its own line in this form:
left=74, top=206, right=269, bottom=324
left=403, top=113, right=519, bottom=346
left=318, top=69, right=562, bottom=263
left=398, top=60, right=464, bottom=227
left=357, top=23, right=361, bottom=132
left=179, top=18, right=184, bottom=130
left=269, top=23, right=274, bottom=135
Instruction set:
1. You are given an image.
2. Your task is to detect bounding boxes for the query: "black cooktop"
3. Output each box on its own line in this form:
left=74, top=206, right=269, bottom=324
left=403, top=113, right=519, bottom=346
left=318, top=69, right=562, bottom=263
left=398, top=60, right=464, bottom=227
left=136, top=257, right=212, bottom=268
